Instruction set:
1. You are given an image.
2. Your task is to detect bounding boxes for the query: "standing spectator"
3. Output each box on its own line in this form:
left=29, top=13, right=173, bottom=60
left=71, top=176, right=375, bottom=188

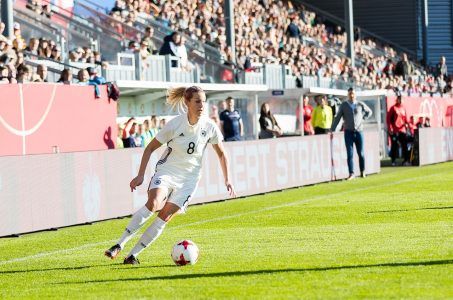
left=220, top=97, right=243, bottom=141
left=259, top=102, right=282, bottom=139
left=122, top=117, right=138, bottom=148
left=387, top=94, right=410, bottom=166
left=218, top=100, right=227, bottom=113
left=394, top=53, right=412, bottom=80
left=331, top=88, right=373, bottom=180
left=158, top=118, right=166, bottom=130
left=159, top=32, right=180, bottom=57
left=436, top=56, right=448, bottom=81
left=141, top=120, right=153, bottom=147
left=150, top=115, right=159, bottom=138
left=312, top=95, right=333, bottom=134
left=209, top=105, right=221, bottom=129
left=302, top=96, right=314, bottom=135
left=142, top=26, right=157, bottom=54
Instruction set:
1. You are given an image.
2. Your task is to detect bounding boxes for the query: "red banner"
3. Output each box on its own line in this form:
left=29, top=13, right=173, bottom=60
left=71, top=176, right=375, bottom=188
left=386, top=95, right=453, bottom=127
left=0, top=84, right=117, bottom=156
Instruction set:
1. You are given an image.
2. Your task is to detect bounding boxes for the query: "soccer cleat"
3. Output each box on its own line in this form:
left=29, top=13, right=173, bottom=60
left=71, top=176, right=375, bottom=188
left=360, top=172, right=366, bottom=178
left=104, top=244, right=122, bottom=259
left=346, top=174, right=355, bottom=181
left=123, top=255, right=140, bottom=265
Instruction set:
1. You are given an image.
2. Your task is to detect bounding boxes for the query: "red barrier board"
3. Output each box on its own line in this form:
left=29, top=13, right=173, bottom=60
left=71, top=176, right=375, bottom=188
left=0, top=84, right=117, bottom=156
left=386, top=95, right=453, bottom=127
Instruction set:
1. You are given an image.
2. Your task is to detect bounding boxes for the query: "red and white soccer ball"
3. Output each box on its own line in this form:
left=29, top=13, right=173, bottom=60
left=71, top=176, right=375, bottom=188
left=171, top=240, right=199, bottom=266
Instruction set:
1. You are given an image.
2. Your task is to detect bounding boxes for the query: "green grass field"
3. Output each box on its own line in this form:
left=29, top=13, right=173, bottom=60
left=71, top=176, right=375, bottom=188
left=1, top=162, right=452, bottom=299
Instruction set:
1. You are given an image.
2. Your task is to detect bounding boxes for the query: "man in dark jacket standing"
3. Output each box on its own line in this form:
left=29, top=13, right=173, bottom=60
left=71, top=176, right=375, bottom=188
left=331, top=88, right=373, bottom=180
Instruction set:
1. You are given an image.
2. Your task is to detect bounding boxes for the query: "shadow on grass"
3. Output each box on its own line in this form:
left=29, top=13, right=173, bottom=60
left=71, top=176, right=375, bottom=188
left=54, top=259, right=453, bottom=285
left=367, top=206, right=453, bottom=213
left=0, top=263, right=172, bottom=275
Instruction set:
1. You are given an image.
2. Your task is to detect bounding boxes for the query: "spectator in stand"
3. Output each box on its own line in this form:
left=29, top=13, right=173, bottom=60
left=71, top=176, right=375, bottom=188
left=395, top=53, right=413, bottom=80
left=139, top=40, right=151, bottom=61
left=0, top=22, right=6, bottom=40
left=77, top=69, right=90, bottom=84
left=87, top=67, right=106, bottom=85
left=25, top=38, right=40, bottom=56
left=220, top=97, right=243, bottom=141
left=436, top=56, right=448, bottom=81
left=142, top=26, right=157, bottom=55
left=36, top=64, right=48, bottom=82
left=57, top=68, right=72, bottom=84
left=424, top=117, right=431, bottom=128
left=159, top=32, right=180, bottom=58
left=50, top=45, right=63, bottom=62
left=331, top=88, right=373, bottom=180
left=176, top=36, right=192, bottom=71
left=122, top=117, right=138, bottom=148
left=259, top=102, right=282, bottom=139
left=312, top=95, right=333, bottom=135
left=12, top=23, right=26, bottom=51
left=0, top=66, right=10, bottom=84
left=135, top=123, right=144, bottom=147
left=126, top=41, right=139, bottom=54
left=387, top=94, right=410, bottom=166
left=16, top=65, right=33, bottom=83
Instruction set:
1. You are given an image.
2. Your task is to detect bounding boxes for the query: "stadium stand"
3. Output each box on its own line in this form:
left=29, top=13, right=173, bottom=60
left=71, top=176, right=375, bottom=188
left=0, top=0, right=450, bottom=94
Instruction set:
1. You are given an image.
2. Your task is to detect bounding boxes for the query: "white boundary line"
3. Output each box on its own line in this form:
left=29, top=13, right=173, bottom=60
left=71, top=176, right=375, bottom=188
left=0, top=171, right=446, bottom=266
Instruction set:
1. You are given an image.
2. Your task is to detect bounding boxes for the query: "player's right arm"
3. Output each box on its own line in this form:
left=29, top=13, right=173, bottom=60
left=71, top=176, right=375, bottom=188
left=130, top=138, right=162, bottom=191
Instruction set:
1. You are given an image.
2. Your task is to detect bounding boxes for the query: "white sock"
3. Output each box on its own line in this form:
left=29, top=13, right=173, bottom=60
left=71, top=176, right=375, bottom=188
left=117, top=206, right=153, bottom=249
left=128, top=217, right=167, bottom=258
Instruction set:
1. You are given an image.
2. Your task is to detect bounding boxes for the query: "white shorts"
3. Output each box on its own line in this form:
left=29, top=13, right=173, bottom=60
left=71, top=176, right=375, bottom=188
left=148, top=173, right=199, bottom=213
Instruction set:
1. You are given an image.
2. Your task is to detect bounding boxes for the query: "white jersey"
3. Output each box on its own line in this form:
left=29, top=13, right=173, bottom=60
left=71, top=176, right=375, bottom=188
left=154, top=113, right=223, bottom=180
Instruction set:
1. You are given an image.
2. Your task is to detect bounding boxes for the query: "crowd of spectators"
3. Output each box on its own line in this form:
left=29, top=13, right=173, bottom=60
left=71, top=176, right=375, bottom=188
left=106, top=0, right=451, bottom=95
left=2, top=0, right=452, bottom=95
left=118, top=115, right=165, bottom=148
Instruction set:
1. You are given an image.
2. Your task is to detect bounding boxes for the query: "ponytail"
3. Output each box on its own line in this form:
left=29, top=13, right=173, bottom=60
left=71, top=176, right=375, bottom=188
left=166, top=86, right=205, bottom=113
left=167, top=87, right=187, bottom=113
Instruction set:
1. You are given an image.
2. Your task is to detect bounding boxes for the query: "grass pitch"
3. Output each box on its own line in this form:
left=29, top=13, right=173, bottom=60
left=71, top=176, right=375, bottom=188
left=0, top=162, right=452, bottom=299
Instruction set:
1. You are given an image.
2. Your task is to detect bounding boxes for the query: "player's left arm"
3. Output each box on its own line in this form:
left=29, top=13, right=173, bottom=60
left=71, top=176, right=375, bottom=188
left=212, top=142, right=236, bottom=198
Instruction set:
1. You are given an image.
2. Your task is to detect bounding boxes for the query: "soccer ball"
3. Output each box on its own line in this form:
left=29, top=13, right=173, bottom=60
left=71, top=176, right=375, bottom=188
left=171, top=240, right=199, bottom=266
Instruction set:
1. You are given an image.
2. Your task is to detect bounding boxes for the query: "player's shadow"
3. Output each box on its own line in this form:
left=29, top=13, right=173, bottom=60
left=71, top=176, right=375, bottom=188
left=367, top=206, right=453, bottom=214
left=56, top=259, right=453, bottom=285
left=0, top=263, right=171, bottom=275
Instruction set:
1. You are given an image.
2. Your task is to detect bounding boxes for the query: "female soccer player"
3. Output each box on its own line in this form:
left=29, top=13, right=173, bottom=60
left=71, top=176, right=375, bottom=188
left=105, top=86, right=236, bottom=264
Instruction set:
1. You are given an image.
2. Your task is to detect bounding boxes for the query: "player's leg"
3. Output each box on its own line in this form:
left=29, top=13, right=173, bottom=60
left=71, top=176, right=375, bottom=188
left=124, top=202, right=181, bottom=264
left=344, top=130, right=355, bottom=178
left=354, top=131, right=365, bottom=177
left=104, top=187, right=168, bottom=259
left=124, top=181, right=198, bottom=264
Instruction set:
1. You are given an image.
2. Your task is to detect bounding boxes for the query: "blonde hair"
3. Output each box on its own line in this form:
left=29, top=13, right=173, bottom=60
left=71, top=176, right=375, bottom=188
left=167, top=86, right=204, bottom=113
